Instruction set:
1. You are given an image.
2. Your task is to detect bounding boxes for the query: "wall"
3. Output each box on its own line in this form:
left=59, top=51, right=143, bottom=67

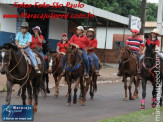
left=0, top=4, right=17, bottom=46
left=48, top=18, right=68, bottom=51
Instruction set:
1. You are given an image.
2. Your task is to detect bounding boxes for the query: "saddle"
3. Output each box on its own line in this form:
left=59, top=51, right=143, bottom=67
left=22, top=51, right=42, bottom=66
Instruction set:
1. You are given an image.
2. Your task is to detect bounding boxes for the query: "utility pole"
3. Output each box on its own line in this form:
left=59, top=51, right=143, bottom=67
left=157, top=0, right=163, bottom=52
left=140, top=0, right=147, bottom=35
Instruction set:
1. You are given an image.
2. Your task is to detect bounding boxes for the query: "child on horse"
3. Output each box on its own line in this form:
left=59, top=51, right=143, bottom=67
left=117, top=29, right=145, bottom=76
left=68, top=26, right=90, bottom=79
left=15, top=22, right=41, bottom=73
left=86, top=28, right=100, bottom=76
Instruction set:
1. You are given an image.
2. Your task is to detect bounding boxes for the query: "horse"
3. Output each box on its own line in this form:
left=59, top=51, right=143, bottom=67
left=140, top=43, right=163, bottom=109
left=89, top=58, right=102, bottom=100
left=64, top=46, right=86, bottom=106
left=48, top=53, right=63, bottom=97
left=118, top=46, right=140, bottom=100
left=0, top=43, right=46, bottom=112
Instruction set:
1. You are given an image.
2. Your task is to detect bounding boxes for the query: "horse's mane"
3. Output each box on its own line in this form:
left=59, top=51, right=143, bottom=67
left=3, top=43, right=19, bottom=51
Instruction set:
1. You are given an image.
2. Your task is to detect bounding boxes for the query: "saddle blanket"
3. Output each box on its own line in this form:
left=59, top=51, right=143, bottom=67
left=23, top=52, right=41, bottom=65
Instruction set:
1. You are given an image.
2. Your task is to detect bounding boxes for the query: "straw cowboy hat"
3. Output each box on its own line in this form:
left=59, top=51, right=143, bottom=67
left=32, top=26, right=42, bottom=33
left=87, top=28, right=95, bottom=33
left=151, top=28, right=160, bottom=36
left=21, top=22, right=29, bottom=28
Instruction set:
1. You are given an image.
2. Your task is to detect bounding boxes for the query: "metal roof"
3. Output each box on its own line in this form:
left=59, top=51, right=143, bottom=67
left=145, top=21, right=163, bottom=28
left=0, top=0, right=129, bottom=25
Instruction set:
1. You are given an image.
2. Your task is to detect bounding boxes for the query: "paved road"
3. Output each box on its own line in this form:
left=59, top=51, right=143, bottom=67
left=0, top=82, right=153, bottom=122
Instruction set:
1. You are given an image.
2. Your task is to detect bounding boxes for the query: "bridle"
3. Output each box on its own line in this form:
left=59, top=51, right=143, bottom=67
left=50, top=54, right=62, bottom=74
left=0, top=49, right=12, bottom=66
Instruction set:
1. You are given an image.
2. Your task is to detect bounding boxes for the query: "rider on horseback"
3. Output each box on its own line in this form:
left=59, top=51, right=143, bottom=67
left=117, top=29, right=145, bottom=76
left=15, top=22, right=41, bottom=73
left=86, top=28, right=100, bottom=76
left=138, top=28, right=162, bottom=78
left=69, top=26, right=90, bottom=79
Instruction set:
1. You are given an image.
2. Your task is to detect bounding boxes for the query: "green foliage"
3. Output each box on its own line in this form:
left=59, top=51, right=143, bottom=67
left=78, top=0, right=158, bottom=21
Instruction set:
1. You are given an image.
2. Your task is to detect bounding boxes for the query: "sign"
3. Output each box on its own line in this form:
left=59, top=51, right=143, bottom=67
left=129, top=15, right=141, bottom=31
left=2, top=105, right=33, bottom=121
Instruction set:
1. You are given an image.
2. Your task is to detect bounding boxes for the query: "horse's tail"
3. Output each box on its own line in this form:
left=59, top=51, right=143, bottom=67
left=39, top=79, right=46, bottom=99
left=99, top=61, right=103, bottom=70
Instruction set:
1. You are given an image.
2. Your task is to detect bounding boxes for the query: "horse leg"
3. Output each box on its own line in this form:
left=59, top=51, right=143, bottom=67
left=21, top=86, right=27, bottom=105
left=133, top=77, right=140, bottom=98
left=27, top=82, right=32, bottom=105
left=92, top=74, right=97, bottom=100
left=66, top=79, right=72, bottom=106
left=89, top=78, right=93, bottom=100
left=33, top=78, right=40, bottom=112
left=73, top=78, right=80, bottom=104
left=123, top=76, right=128, bottom=100
left=152, top=85, right=156, bottom=108
left=5, top=81, right=13, bottom=105
left=141, top=78, right=147, bottom=109
left=54, top=76, right=59, bottom=97
left=56, top=75, right=62, bottom=97
left=128, top=76, right=135, bottom=100
left=45, top=73, right=50, bottom=94
left=80, top=77, right=86, bottom=106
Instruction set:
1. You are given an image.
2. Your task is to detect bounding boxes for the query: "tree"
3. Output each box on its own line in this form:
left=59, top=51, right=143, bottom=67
left=77, top=0, right=158, bottom=21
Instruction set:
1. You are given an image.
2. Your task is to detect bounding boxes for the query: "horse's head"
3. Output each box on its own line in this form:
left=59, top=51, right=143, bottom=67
left=48, top=53, right=60, bottom=72
left=65, top=47, right=78, bottom=69
left=145, top=43, right=156, bottom=57
left=0, top=43, right=17, bottom=74
left=118, top=46, right=131, bottom=61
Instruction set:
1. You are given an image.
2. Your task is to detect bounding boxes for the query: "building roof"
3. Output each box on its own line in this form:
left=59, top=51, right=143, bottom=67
left=0, top=0, right=129, bottom=25
left=145, top=21, right=163, bottom=28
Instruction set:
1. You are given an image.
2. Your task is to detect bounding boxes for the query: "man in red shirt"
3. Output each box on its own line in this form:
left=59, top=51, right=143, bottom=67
left=69, top=26, right=90, bottom=78
left=86, top=28, right=100, bottom=76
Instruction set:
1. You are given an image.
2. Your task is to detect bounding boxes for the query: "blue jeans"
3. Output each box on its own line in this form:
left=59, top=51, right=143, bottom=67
left=133, top=51, right=140, bottom=60
left=62, top=55, right=66, bottom=70
left=90, top=52, right=99, bottom=70
left=25, top=47, right=38, bottom=67
left=39, top=51, right=44, bottom=59
left=80, top=49, right=90, bottom=74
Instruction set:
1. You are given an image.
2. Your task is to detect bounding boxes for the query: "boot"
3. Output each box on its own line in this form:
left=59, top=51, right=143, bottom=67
left=35, top=67, right=41, bottom=74
left=95, top=70, right=100, bottom=76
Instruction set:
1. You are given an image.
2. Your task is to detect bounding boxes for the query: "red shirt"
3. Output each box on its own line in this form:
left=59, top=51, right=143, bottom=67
left=88, top=37, right=97, bottom=53
left=146, top=38, right=160, bottom=47
left=30, top=35, right=44, bottom=49
left=57, top=41, right=69, bottom=53
left=70, top=34, right=90, bottom=49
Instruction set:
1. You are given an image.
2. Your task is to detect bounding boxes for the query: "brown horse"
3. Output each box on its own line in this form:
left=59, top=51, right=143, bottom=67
left=89, top=57, right=102, bottom=100
left=48, top=53, right=63, bottom=97
left=65, top=47, right=86, bottom=106
left=118, top=46, right=140, bottom=100
left=0, top=43, right=46, bottom=112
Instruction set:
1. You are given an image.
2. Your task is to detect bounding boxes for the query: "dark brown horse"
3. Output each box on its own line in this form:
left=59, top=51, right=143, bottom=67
left=0, top=43, right=46, bottom=112
left=89, top=58, right=102, bottom=100
left=118, top=46, right=140, bottom=100
left=48, top=53, right=63, bottom=97
left=65, top=47, right=86, bottom=106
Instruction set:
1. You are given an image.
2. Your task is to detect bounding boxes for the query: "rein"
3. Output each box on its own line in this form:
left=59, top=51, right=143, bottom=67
left=65, top=54, right=82, bottom=72
left=142, top=57, right=157, bottom=84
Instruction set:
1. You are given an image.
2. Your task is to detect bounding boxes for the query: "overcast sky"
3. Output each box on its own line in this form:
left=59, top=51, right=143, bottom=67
left=147, top=0, right=158, bottom=3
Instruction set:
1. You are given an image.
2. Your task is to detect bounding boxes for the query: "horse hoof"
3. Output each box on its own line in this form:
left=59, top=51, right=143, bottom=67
left=66, top=103, right=70, bottom=106
left=33, top=108, right=37, bottom=113
left=81, top=100, right=85, bottom=106
left=90, top=97, right=93, bottom=100
left=73, top=100, right=77, bottom=104
left=134, top=95, right=139, bottom=98
left=46, top=89, right=50, bottom=94
left=65, top=94, right=69, bottom=98
left=123, top=97, right=128, bottom=101
left=129, top=97, right=135, bottom=100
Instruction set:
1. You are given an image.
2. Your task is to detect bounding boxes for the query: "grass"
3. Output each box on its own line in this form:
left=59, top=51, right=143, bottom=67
left=0, top=86, right=7, bottom=92
left=99, top=107, right=163, bottom=122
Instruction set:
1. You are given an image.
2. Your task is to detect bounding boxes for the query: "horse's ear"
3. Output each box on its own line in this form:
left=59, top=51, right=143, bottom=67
left=152, top=44, right=156, bottom=49
left=0, top=46, right=2, bottom=50
left=65, top=46, right=68, bottom=50
left=145, top=43, right=148, bottom=47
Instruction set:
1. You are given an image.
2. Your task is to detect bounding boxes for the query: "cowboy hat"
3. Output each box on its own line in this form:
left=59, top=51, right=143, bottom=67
left=151, top=28, right=160, bottom=36
left=87, top=28, right=95, bottom=33
left=32, top=26, right=42, bottom=33
left=21, top=22, right=29, bottom=28
left=76, top=26, right=84, bottom=31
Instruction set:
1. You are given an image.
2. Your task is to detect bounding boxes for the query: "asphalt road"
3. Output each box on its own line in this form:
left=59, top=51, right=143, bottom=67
left=0, top=82, right=153, bottom=122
